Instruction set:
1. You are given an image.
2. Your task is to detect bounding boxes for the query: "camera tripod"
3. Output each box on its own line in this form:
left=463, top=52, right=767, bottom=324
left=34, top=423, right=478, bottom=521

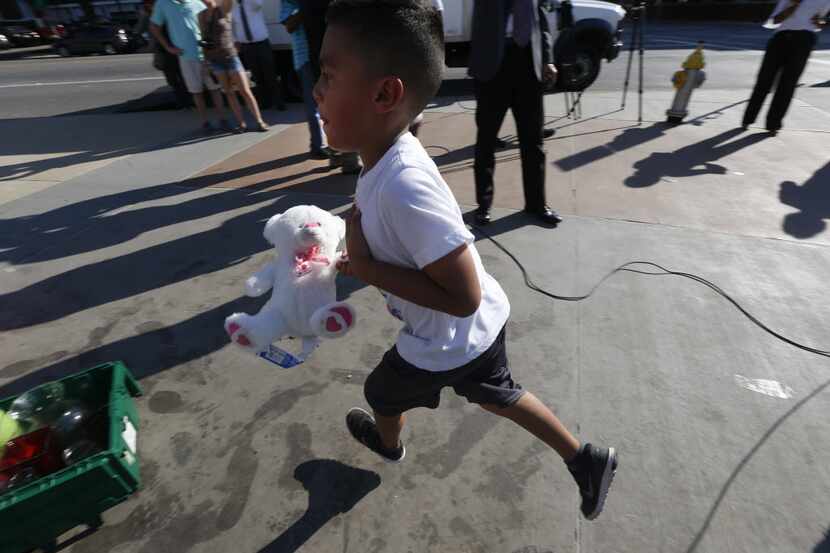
left=620, top=2, right=646, bottom=124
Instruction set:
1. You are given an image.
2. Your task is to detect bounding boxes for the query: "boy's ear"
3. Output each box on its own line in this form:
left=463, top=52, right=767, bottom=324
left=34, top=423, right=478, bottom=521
left=373, top=76, right=406, bottom=114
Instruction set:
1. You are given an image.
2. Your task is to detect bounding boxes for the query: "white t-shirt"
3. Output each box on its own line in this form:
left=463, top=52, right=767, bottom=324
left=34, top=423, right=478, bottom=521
left=765, top=0, right=830, bottom=32
left=355, top=133, right=510, bottom=372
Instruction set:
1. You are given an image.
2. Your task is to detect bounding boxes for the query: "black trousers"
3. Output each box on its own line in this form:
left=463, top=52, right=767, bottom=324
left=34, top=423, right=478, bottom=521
left=743, top=30, right=817, bottom=131
left=238, top=39, right=283, bottom=109
left=474, top=42, right=546, bottom=213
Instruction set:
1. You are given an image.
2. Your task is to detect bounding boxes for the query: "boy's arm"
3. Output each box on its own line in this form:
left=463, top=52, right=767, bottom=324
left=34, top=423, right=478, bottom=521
left=340, top=209, right=481, bottom=318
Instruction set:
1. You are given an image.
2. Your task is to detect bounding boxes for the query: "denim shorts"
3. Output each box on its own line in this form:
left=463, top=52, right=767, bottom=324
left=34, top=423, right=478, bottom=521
left=364, top=326, right=525, bottom=416
left=209, top=55, right=243, bottom=74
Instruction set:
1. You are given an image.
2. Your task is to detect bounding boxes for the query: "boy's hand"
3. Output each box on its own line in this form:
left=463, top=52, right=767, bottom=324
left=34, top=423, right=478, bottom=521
left=338, top=206, right=373, bottom=280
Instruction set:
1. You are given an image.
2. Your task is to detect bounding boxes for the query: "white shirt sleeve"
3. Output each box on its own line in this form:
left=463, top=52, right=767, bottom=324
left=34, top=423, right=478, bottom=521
left=380, top=168, right=474, bottom=270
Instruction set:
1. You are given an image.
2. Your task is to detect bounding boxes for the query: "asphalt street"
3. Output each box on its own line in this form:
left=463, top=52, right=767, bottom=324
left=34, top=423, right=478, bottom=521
left=1, top=22, right=829, bottom=119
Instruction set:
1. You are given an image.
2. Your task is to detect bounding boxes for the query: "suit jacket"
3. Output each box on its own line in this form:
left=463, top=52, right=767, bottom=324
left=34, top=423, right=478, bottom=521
left=469, top=0, right=553, bottom=83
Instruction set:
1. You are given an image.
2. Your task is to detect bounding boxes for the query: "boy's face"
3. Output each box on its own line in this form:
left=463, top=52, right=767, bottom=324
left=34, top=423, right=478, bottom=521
left=313, top=25, right=378, bottom=153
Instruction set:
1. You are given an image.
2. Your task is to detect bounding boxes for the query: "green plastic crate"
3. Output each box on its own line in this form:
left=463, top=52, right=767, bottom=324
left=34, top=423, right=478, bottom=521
left=0, top=361, right=142, bottom=553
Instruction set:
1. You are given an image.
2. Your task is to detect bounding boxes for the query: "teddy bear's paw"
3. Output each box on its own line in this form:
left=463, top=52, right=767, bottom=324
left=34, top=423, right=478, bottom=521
left=225, top=315, right=260, bottom=352
left=311, top=303, right=356, bottom=338
left=245, top=276, right=271, bottom=298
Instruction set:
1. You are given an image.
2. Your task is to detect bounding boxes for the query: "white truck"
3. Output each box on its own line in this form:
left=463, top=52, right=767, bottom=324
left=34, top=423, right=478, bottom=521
left=265, top=0, right=627, bottom=92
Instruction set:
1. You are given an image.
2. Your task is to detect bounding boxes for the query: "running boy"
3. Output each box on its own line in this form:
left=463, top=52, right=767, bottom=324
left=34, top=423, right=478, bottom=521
left=319, top=0, right=617, bottom=520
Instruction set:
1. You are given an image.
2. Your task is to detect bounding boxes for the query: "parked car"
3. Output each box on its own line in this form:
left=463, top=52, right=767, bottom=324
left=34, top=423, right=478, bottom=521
left=53, top=20, right=143, bottom=56
left=0, top=25, right=41, bottom=47
left=0, top=33, right=11, bottom=49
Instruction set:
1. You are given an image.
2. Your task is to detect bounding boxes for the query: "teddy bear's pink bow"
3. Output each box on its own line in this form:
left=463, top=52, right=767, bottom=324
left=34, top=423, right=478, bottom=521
left=294, top=245, right=330, bottom=276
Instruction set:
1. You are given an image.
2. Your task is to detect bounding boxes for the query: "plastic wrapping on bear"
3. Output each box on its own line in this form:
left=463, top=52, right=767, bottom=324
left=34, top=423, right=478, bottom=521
left=225, top=205, right=356, bottom=368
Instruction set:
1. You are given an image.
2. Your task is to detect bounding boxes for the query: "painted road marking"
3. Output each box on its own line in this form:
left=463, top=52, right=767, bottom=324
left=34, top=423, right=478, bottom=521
left=735, top=374, right=794, bottom=399
left=0, top=76, right=165, bottom=89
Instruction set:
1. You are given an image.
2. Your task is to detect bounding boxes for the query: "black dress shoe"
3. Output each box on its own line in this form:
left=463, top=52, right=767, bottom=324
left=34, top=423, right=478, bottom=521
left=526, top=206, right=562, bottom=226
left=474, top=209, right=491, bottom=225
left=543, top=128, right=556, bottom=138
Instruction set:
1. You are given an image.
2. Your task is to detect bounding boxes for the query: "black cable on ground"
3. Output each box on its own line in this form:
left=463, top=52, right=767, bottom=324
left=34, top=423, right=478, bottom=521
left=470, top=223, right=830, bottom=359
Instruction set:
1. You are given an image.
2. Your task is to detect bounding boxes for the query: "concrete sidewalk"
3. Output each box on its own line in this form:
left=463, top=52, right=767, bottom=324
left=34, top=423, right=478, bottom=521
left=1, top=82, right=829, bottom=553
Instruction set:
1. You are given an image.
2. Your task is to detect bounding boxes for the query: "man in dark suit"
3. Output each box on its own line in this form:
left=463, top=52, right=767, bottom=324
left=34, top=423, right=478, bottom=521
left=470, top=0, right=562, bottom=226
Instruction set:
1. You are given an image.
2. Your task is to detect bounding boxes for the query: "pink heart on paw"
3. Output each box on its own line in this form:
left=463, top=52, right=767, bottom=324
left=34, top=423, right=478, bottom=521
left=236, top=334, right=252, bottom=347
left=331, top=306, right=353, bottom=327
left=326, top=316, right=343, bottom=333
left=227, top=322, right=241, bottom=336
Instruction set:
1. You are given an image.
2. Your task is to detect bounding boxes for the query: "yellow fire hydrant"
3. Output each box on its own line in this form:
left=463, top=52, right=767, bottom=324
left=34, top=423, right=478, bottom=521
left=667, top=42, right=706, bottom=124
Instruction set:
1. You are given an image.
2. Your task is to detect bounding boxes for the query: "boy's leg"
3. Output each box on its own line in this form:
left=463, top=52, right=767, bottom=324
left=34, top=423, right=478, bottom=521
left=374, top=411, right=405, bottom=451
left=481, top=392, right=579, bottom=461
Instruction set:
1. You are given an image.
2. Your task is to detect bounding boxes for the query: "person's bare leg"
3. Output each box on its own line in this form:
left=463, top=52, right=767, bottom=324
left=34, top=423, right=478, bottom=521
left=481, top=392, right=580, bottom=461
left=208, top=86, right=227, bottom=124
left=192, top=92, right=208, bottom=125
left=216, top=72, right=244, bottom=127
left=233, top=71, right=265, bottom=126
left=374, top=411, right=405, bottom=450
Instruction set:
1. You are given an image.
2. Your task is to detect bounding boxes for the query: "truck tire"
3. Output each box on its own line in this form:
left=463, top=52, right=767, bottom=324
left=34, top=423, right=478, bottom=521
left=559, top=47, right=601, bottom=91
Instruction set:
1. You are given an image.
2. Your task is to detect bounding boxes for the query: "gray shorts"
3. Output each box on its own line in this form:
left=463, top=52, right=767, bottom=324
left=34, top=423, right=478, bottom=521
left=364, top=326, right=524, bottom=416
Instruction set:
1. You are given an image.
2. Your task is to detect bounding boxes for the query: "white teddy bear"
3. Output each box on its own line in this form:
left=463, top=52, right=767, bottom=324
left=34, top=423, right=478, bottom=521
left=224, top=205, right=356, bottom=362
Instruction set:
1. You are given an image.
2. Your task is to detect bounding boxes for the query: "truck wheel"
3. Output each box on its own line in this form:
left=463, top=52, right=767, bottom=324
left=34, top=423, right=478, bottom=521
left=560, top=49, right=601, bottom=92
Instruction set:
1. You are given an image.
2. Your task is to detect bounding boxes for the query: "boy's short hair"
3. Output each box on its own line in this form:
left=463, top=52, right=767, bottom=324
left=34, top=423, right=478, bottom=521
left=326, top=0, right=444, bottom=117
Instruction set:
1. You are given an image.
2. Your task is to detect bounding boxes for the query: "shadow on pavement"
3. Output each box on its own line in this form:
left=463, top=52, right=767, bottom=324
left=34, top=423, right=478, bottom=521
left=555, top=122, right=668, bottom=172
left=815, top=527, right=830, bottom=553
left=257, top=459, right=381, bottom=553
left=625, top=127, right=769, bottom=188
left=0, top=296, right=253, bottom=397
left=779, top=161, right=830, bottom=239
left=0, top=116, right=215, bottom=183
left=0, top=151, right=323, bottom=265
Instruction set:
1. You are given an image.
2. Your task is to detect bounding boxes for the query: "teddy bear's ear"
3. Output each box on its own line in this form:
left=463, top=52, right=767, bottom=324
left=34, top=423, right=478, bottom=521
left=263, top=213, right=282, bottom=246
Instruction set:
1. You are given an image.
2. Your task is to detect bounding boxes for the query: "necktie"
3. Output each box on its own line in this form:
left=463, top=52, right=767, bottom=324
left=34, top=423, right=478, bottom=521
left=239, top=0, right=254, bottom=42
left=512, top=0, right=532, bottom=47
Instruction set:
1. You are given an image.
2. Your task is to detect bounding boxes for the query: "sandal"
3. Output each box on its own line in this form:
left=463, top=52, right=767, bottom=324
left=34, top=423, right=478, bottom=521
left=255, top=121, right=269, bottom=132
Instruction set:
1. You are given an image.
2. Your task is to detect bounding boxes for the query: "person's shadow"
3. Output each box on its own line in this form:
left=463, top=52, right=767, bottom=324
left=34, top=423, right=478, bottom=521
left=554, top=122, right=669, bottom=172
left=779, top=161, right=830, bottom=239
left=815, top=527, right=830, bottom=552
left=257, top=459, right=381, bottom=553
left=624, top=128, right=769, bottom=188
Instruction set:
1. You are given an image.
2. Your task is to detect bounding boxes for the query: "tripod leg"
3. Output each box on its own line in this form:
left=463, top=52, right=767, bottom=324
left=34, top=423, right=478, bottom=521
left=638, top=17, right=645, bottom=124
left=621, top=20, right=637, bottom=109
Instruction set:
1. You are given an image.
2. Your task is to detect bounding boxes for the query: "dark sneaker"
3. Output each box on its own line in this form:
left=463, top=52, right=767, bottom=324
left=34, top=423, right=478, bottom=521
left=567, top=443, right=617, bottom=520
left=346, top=407, right=405, bottom=464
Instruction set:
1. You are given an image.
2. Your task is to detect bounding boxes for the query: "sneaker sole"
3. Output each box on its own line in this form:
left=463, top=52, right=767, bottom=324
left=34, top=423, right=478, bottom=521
left=586, top=447, right=617, bottom=520
left=346, top=407, right=406, bottom=464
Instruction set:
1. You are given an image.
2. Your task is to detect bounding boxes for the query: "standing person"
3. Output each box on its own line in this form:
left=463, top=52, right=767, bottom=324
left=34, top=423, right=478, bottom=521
left=299, top=0, right=362, bottom=174
left=469, top=0, right=562, bottom=227
left=742, top=0, right=829, bottom=134
left=409, top=0, right=443, bottom=138
left=200, top=0, right=269, bottom=132
left=150, top=0, right=230, bottom=133
left=280, top=0, right=331, bottom=158
left=231, top=0, right=286, bottom=110
left=320, top=0, right=617, bottom=521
